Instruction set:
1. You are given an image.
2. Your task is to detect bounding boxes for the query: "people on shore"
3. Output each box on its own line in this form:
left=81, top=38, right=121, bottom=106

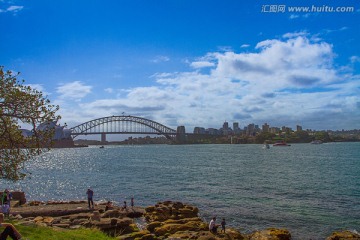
left=209, top=217, right=219, bottom=234
left=105, top=201, right=113, bottom=211
left=0, top=213, right=22, bottom=240
left=131, top=197, right=134, bottom=208
left=221, top=218, right=226, bottom=233
left=86, top=188, right=94, bottom=209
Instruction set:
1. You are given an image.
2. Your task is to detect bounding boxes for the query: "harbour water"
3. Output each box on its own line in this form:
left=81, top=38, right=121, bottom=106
left=4, top=143, right=360, bottom=239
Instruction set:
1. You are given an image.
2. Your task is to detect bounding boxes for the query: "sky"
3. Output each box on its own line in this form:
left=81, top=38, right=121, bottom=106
left=1, top=0, right=360, bottom=134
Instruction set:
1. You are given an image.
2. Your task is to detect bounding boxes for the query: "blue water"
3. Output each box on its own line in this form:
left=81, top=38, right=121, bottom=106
left=4, top=143, right=360, bottom=239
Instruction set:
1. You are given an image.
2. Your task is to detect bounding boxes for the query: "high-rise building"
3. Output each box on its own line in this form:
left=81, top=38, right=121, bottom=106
left=262, top=123, right=270, bottom=132
left=296, top=125, right=303, bottom=131
left=193, top=127, right=206, bottom=134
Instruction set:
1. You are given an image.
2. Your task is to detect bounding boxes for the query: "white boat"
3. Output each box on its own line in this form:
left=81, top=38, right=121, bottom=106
left=263, top=143, right=270, bottom=149
left=310, top=140, right=323, bottom=144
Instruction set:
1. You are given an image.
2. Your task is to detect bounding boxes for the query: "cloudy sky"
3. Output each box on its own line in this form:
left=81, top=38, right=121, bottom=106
left=1, top=0, right=360, bottom=133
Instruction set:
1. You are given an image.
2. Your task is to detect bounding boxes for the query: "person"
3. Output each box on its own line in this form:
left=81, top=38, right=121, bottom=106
left=1, top=190, right=11, bottom=217
left=122, top=201, right=127, bottom=211
left=209, top=217, right=218, bottom=234
left=130, top=197, right=134, bottom=208
left=86, top=188, right=94, bottom=209
left=105, top=201, right=113, bottom=211
left=0, top=213, right=22, bottom=240
left=221, top=218, right=226, bottom=233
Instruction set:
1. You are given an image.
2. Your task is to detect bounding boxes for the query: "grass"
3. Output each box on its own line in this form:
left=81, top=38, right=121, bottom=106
left=12, top=221, right=117, bottom=240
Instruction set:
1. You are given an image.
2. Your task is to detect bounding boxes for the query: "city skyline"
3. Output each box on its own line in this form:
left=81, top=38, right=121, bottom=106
left=1, top=0, right=360, bottom=131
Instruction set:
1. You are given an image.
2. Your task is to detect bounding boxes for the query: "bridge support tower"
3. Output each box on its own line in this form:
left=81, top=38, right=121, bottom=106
left=101, top=133, right=106, bottom=143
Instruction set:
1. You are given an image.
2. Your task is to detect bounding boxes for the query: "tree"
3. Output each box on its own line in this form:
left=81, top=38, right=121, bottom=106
left=0, top=66, right=61, bottom=180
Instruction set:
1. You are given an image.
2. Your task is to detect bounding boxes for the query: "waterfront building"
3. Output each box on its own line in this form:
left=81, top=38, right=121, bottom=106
left=262, top=123, right=270, bottom=133
left=206, top=128, right=220, bottom=135
left=193, top=127, right=206, bottom=134
left=233, top=122, right=241, bottom=135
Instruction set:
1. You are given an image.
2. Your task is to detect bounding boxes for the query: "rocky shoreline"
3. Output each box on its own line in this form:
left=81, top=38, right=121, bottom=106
left=4, top=192, right=360, bottom=240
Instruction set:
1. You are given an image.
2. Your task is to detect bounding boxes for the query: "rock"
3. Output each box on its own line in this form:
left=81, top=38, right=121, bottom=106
left=43, top=217, right=54, bottom=225
left=70, top=225, right=82, bottom=229
left=326, top=230, right=360, bottom=240
left=102, top=209, right=126, bottom=219
left=144, top=201, right=199, bottom=222
left=249, top=228, right=291, bottom=240
left=52, top=223, right=70, bottom=228
left=90, top=211, right=101, bottom=221
left=117, top=230, right=151, bottom=240
left=153, top=220, right=208, bottom=236
left=147, top=221, right=162, bottom=232
left=33, top=216, right=44, bottom=222
left=168, top=230, right=216, bottom=240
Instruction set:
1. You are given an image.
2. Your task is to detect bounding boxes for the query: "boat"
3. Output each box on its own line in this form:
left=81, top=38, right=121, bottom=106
left=262, top=142, right=270, bottom=149
left=99, top=146, right=105, bottom=148
left=310, top=140, right=323, bottom=144
left=273, top=141, right=291, bottom=146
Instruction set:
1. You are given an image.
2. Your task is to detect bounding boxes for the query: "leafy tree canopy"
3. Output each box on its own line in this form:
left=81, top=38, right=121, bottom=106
left=0, top=66, right=60, bottom=181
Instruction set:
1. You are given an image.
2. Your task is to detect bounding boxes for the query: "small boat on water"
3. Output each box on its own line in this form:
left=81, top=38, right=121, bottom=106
left=99, top=146, right=105, bottom=148
left=273, top=141, right=291, bottom=146
left=263, top=142, right=270, bottom=149
left=310, top=140, right=323, bottom=144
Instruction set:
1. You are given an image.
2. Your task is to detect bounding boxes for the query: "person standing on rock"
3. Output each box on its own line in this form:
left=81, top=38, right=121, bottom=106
left=131, top=197, right=134, bottom=208
left=122, top=201, right=127, bottom=211
left=0, top=213, right=22, bottom=240
left=86, top=188, right=94, bottom=209
left=209, top=217, right=219, bottom=234
left=221, top=218, right=226, bottom=233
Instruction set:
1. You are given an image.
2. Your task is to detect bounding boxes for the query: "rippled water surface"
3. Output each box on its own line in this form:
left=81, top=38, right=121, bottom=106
left=5, top=143, right=360, bottom=239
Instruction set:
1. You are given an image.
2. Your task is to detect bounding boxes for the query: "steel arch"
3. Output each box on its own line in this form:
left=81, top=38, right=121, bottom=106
left=70, top=115, right=176, bottom=139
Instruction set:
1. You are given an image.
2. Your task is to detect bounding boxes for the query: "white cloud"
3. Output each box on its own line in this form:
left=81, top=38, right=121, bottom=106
left=350, top=56, right=360, bottom=63
left=56, top=81, right=92, bottom=100
left=104, top=88, right=114, bottom=93
left=190, top=61, right=215, bottom=69
left=7, top=5, right=23, bottom=12
left=240, top=44, right=250, bottom=48
left=151, top=55, right=170, bottom=63
left=0, top=5, right=23, bottom=14
left=59, top=34, right=360, bottom=131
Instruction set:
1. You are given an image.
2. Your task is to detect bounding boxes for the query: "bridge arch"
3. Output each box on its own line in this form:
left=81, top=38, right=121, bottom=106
left=70, top=115, right=177, bottom=140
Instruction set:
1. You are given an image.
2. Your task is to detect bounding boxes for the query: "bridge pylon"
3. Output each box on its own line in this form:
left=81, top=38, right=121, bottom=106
left=101, top=133, right=106, bottom=143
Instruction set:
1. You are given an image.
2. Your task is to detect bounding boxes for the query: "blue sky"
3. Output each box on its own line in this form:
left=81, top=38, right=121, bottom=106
left=1, top=0, right=360, bottom=132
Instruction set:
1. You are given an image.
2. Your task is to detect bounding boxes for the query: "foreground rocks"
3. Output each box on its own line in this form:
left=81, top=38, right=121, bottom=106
left=6, top=196, right=360, bottom=240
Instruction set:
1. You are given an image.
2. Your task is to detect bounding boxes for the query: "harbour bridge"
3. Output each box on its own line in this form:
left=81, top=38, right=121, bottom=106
left=70, top=115, right=181, bottom=142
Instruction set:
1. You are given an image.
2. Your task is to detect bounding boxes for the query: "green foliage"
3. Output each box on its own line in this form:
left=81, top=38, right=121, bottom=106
left=13, top=222, right=116, bottom=240
left=0, top=66, right=61, bottom=180
left=290, top=130, right=312, bottom=143
left=255, top=132, right=276, bottom=144
left=314, top=131, right=331, bottom=142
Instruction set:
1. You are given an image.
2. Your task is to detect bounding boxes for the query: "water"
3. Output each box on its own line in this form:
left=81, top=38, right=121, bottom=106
left=4, top=143, right=360, bottom=239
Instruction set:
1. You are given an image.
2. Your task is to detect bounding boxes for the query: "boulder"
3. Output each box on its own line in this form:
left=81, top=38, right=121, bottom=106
left=153, top=220, right=208, bottom=236
left=326, top=230, right=360, bottom=240
left=144, top=201, right=199, bottom=222
left=90, top=211, right=101, bottom=221
left=102, top=209, right=126, bottom=219
left=249, top=228, right=291, bottom=240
